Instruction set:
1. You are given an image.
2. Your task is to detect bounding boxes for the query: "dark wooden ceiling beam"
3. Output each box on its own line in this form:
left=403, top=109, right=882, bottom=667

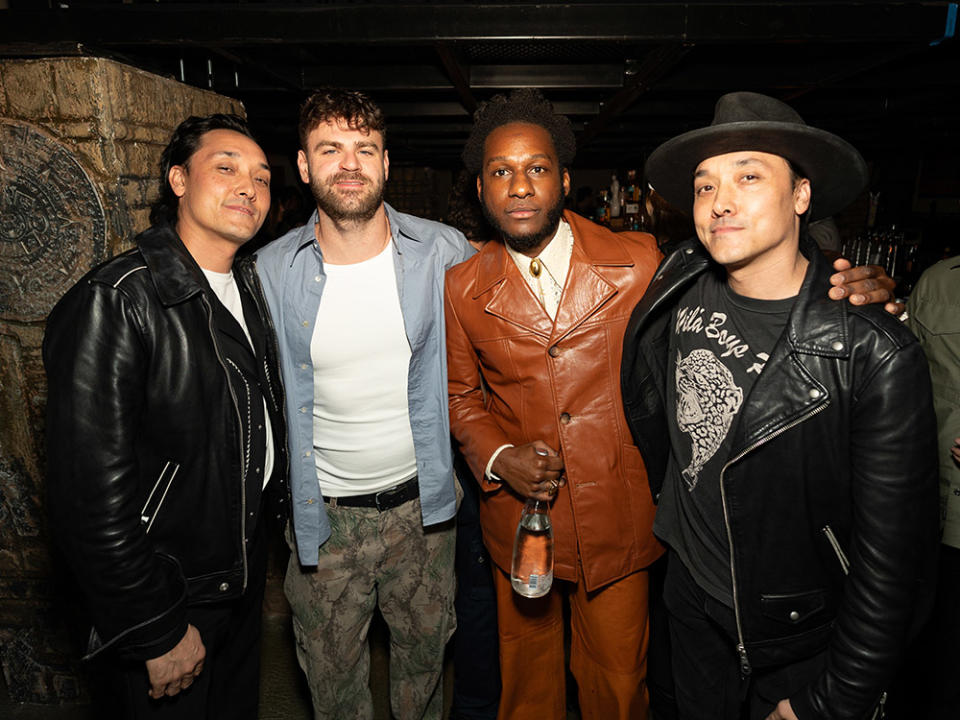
left=577, top=43, right=689, bottom=148
left=469, top=64, right=623, bottom=89
left=780, top=46, right=929, bottom=102
left=203, top=45, right=304, bottom=92
left=303, top=64, right=452, bottom=91
left=435, top=43, right=477, bottom=115
left=0, top=3, right=950, bottom=47
left=243, top=100, right=602, bottom=118
left=301, top=63, right=628, bottom=91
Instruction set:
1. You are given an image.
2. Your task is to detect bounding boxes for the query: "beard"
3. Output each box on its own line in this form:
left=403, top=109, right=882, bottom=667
left=309, top=171, right=384, bottom=223
left=482, top=186, right=566, bottom=254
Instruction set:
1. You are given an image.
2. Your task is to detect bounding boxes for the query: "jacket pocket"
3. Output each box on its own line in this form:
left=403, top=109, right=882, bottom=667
left=822, top=524, right=850, bottom=576
left=140, top=461, right=180, bottom=534
left=759, top=589, right=827, bottom=626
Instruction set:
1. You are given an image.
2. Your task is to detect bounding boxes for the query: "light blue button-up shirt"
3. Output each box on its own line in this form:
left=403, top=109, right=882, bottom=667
left=255, top=203, right=474, bottom=565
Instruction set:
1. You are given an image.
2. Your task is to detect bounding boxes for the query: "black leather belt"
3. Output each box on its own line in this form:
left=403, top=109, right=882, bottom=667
left=323, top=476, right=419, bottom=511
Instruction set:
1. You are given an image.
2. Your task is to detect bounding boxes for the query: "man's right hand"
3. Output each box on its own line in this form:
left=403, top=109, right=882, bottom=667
left=145, top=624, right=205, bottom=699
left=491, top=441, right=565, bottom=501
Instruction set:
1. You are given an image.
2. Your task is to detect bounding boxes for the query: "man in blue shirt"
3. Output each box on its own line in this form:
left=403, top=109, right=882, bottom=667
left=256, top=89, right=472, bottom=719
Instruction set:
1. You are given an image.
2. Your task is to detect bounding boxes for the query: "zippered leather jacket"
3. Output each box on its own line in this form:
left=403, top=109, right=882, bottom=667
left=44, top=224, right=287, bottom=662
left=621, top=239, right=939, bottom=720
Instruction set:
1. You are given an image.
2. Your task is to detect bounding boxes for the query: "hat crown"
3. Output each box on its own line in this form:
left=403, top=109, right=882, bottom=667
left=711, top=91, right=807, bottom=127
left=646, top=90, right=867, bottom=222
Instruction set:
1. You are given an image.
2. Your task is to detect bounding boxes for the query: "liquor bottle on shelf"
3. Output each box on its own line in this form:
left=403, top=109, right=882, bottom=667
left=595, top=190, right=610, bottom=226
left=624, top=169, right=640, bottom=229
left=609, top=173, right=621, bottom=218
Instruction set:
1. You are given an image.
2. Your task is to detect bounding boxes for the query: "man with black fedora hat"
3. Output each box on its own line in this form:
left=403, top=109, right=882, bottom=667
left=621, top=91, right=939, bottom=719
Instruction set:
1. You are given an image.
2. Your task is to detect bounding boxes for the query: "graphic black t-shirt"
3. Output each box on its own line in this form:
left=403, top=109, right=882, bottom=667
left=654, top=269, right=795, bottom=606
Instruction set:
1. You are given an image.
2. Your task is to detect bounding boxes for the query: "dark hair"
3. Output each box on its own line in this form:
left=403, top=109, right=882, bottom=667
left=446, top=169, right=493, bottom=244
left=462, top=88, right=576, bottom=176
left=298, top=88, right=386, bottom=150
left=150, top=113, right=256, bottom=226
left=640, top=187, right=694, bottom=253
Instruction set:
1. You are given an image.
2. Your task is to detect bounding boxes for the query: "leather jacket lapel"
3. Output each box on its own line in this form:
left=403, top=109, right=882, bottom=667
left=137, top=223, right=206, bottom=306
left=731, top=335, right=829, bottom=455
left=477, top=243, right=553, bottom=338
left=730, top=250, right=840, bottom=455
left=550, top=246, right=618, bottom=343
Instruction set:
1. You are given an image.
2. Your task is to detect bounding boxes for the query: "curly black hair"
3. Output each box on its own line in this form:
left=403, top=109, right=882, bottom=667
left=150, top=113, right=256, bottom=226
left=461, top=88, right=576, bottom=176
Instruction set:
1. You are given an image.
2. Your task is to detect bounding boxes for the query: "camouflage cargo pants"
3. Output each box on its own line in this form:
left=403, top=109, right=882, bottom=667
left=284, top=496, right=456, bottom=720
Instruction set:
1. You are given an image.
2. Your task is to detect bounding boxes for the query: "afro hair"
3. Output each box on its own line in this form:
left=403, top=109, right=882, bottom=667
left=462, top=88, right=576, bottom=176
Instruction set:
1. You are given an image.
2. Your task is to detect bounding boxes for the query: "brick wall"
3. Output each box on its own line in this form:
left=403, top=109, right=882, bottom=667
left=0, top=56, right=243, bottom=704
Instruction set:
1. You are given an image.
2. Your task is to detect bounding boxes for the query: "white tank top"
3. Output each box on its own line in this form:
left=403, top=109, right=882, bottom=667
left=309, top=242, right=417, bottom=496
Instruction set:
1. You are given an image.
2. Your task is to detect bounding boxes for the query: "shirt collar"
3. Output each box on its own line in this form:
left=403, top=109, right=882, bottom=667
left=505, top=218, right=574, bottom=286
left=289, top=202, right=418, bottom=267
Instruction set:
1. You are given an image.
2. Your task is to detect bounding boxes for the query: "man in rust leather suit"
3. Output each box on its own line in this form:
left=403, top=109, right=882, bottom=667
left=444, top=89, right=663, bottom=720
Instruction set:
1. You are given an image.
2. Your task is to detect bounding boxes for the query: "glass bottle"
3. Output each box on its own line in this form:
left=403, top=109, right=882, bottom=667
left=609, top=173, right=621, bottom=218
left=510, top=497, right=554, bottom=597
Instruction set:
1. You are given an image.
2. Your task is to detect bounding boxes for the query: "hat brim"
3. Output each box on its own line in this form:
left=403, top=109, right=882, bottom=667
left=645, top=121, right=868, bottom=222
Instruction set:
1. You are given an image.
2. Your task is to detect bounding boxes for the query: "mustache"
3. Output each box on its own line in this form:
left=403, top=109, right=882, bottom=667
left=328, top=172, right=369, bottom=187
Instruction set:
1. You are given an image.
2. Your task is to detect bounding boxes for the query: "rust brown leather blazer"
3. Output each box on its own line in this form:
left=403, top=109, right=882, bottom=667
left=445, top=211, right=663, bottom=590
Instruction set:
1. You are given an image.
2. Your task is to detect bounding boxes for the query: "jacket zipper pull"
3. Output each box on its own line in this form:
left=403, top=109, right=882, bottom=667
left=737, top=643, right=752, bottom=677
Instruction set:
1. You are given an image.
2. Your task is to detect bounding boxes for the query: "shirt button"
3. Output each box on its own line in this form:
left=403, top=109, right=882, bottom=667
left=299, top=407, right=307, bottom=413
left=560, top=412, right=571, bottom=424
left=300, top=363, right=309, bottom=370
left=306, top=498, right=315, bottom=505
left=315, top=275, right=322, bottom=282
left=219, top=582, right=230, bottom=592
left=302, top=320, right=310, bottom=327
left=789, top=610, right=800, bottom=621
left=305, top=450, right=312, bottom=457
left=809, top=388, right=822, bottom=399
left=548, top=345, right=560, bottom=358
left=831, top=341, right=844, bottom=351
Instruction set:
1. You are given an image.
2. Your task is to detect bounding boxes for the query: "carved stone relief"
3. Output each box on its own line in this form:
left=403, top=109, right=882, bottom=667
left=0, top=121, right=106, bottom=322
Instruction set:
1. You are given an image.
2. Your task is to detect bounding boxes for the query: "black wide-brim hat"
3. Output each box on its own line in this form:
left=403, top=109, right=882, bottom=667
left=645, top=91, right=868, bottom=221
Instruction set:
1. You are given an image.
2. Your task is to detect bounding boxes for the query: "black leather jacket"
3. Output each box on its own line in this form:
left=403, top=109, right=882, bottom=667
left=44, top=224, right=287, bottom=661
left=621, top=240, right=939, bottom=720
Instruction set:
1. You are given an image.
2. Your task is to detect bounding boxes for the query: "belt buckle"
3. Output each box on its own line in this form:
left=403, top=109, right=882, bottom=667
left=374, top=488, right=388, bottom=512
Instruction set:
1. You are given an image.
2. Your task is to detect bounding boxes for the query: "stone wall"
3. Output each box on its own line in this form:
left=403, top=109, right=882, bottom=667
left=0, top=56, right=243, bottom=704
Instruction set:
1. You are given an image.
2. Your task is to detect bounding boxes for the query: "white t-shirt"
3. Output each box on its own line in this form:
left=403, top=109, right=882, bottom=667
left=309, top=241, right=417, bottom=496
left=202, top=268, right=275, bottom=489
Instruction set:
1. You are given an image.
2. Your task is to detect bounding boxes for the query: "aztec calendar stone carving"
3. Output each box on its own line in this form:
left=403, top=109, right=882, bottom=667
left=0, top=121, right=106, bottom=321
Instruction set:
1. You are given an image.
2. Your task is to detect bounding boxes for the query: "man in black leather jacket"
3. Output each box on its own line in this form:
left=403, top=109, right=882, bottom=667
left=621, top=92, right=939, bottom=720
left=44, top=114, right=287, bottom=719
